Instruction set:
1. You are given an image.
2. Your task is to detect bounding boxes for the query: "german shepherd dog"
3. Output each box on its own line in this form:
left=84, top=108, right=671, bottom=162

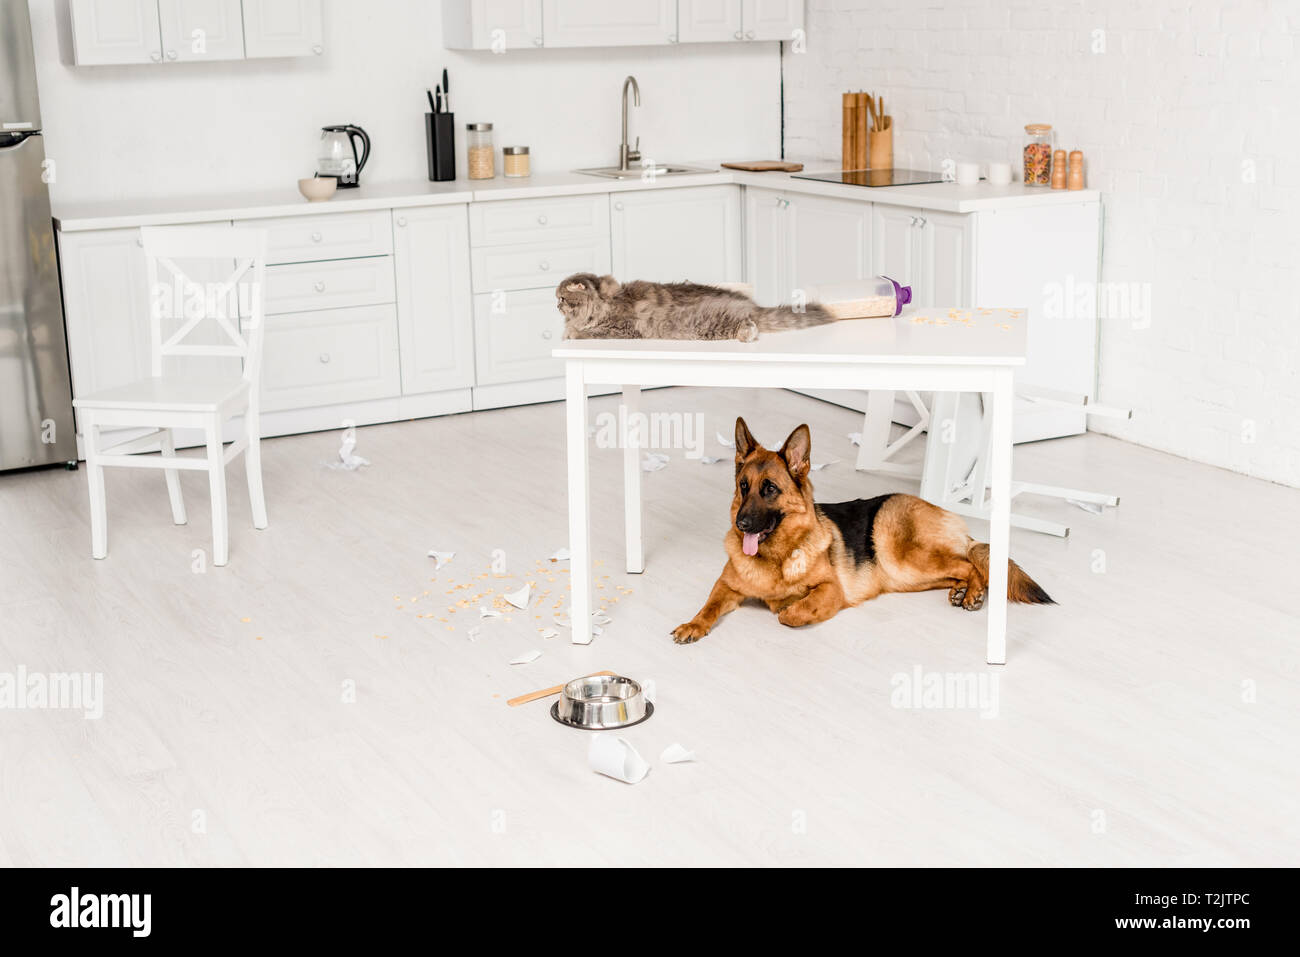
left=671, top=417, right=1054, bottom=643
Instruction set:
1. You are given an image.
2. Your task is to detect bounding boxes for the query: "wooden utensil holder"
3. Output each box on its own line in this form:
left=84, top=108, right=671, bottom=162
left=869, top=123, right=893, bottom=170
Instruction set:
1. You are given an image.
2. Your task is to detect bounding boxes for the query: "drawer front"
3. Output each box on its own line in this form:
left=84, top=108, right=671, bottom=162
left=471, top=238, right=610, bottom=293
left=469, top=194, right=609, bottom=247
left=265, top=256, right=396, bottom=315
left=260, top=304, right=401, bottom=412
left=472, top=288, right=565, bottom=386
left=235, top=210, right=393, bottom=264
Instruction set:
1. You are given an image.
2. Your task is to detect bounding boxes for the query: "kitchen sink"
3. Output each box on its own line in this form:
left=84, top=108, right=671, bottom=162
left=574, top=164, right=716, bottom=180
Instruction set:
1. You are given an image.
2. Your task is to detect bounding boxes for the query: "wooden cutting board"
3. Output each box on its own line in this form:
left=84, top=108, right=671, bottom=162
left=721, top=160, right=804, bottom=172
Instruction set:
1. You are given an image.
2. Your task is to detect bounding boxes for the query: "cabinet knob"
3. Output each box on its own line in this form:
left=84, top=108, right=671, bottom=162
left=668, top=34, right=678, bottom=43
left=311, top=231, right=322, bottom=242
left=745, top=30, right=755, bottom=39
left=136, top=236, right=144, bottom=247
left=539, top=261, right=550, bottom=271
left=314, top=281, right=325, bottom=292
left=917, top=216, right=927, bottom=227
left=150, top=51, right=162, bottom=62
left=165, top=50, right=177, bottom=60
left=319, top=353, right=331, bottom=364
left=537, top=214, right=548, bottom=225
left=541, top=329, right=553, bottom=340
left=533, top=37, right=543, bottom=46
left=614, top=201, right=624, bottom=211
left=734, top=30, right=743, bottom=40
left=909, top=216, right=917, bottom=226
left=396, top=216, right=407, bottom=227
left=312, top=44, right=323, bottom=55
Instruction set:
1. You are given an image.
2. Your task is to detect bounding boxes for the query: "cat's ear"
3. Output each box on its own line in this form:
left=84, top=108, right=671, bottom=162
left=779, top=424, right=811, bottom=480
left=734, top=417, right=759, bottom=460
left=597, top=275, right=621, bottom=297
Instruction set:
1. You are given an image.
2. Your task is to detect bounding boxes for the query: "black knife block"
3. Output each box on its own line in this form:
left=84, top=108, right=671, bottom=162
left=426, top=112, right=456, bottom=182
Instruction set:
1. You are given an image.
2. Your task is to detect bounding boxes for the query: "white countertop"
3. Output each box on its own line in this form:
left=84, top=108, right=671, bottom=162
left=53, top=163, right=1100, bottom=232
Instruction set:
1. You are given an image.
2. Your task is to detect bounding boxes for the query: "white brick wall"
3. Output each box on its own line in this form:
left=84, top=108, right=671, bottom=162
left=784, top=0, right=1300, bottom=487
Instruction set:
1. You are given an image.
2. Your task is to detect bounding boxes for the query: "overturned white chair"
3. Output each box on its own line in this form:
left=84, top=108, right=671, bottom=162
left=73, top=226, right=269, bottom=565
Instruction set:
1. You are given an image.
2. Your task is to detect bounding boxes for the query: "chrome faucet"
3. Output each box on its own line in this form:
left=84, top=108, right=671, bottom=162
left=619, top=75, right=641, bottom=171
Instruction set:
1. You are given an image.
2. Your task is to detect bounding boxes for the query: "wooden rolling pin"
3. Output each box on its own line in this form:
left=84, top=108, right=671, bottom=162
left=507, top=670, right=616, bottom=707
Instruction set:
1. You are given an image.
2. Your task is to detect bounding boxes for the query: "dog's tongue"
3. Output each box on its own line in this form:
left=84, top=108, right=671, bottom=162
left=742, top=532, right=760, bottom=556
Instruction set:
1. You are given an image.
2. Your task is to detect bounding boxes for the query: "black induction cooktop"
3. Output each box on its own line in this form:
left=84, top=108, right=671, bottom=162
left=791, top=168, right=946, bottom=187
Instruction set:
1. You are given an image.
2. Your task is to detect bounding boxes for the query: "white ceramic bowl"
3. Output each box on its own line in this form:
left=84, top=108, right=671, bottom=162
left=298, top=177, right=337, bottom=202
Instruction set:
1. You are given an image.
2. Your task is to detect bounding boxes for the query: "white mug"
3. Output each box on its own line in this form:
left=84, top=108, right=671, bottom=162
left=955, top=162, right=980, bottom=185
left=987, top=162, right=1012, bottom=185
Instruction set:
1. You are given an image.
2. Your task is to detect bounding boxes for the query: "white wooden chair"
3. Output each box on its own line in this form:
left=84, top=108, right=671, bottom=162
left=72, top=226, right=269, bottom=565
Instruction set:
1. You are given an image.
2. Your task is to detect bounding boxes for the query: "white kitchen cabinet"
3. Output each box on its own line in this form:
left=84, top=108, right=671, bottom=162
left=610, top=185, right=741, bottom=284
left=677, top=0, right=742, bottom=42
left=871, top=205, right=971, bottom=308
left=158, top=0, right=245, bottom=61
left=260, top=305, right=400, bottom=412
left=238, top=0, right=323, bottom=58
left=542, top=0, right=678, bottom=47
left=743, top=188, right=871, bottom=305
left=442, top=0, right=544, bottom=51
left=472, top=287, right=565, bottom=386
left=69, top=0, right=165, bottom=64
left=392, top=206, right=476, bottom=395
left=742, top=0, right=803, bottom=41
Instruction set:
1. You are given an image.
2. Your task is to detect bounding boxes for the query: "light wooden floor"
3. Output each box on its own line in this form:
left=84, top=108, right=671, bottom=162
left=1, top=387, right=1297, bottom=866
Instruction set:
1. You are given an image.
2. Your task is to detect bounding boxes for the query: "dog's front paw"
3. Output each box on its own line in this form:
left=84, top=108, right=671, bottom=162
left=777, top=606, right=811, bottom=628
left=672, top=620, right=710, bottom=644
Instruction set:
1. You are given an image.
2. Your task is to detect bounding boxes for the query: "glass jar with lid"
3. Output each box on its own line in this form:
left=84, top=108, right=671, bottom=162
left=503, top=146, right=531, bottom=178
left=1023, top=124, right=1053, bottom=186
left=466, top=122, right=495, bottom=180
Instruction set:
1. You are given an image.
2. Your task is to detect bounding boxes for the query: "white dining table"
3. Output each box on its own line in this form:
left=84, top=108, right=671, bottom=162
left=553, top=306, right=1029, bottom=664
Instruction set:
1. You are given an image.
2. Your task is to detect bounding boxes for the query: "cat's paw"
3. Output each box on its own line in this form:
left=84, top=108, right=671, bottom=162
left=737, top=320, right=759, bottom=343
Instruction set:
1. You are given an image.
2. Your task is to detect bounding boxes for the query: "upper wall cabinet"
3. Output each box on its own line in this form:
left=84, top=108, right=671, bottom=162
left=443, top=0, right=802, bottom=49
left=441, top=0, right=545, bottom=51
left=679, top=0, right=802, bottom=43
left=68, top=0, right=323, bottom=65
left=242, top=0, right=324, bottom=58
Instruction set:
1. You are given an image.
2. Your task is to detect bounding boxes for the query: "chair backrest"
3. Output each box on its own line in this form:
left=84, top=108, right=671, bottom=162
left=140, top=226, right=269, bottom=390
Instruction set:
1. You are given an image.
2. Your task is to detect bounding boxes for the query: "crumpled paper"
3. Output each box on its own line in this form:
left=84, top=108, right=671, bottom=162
left=589, top=735, right=650, bottom=784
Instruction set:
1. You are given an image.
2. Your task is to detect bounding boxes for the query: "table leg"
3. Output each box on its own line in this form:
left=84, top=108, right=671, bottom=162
left=566, top=363, right=593, bottom=645
left=986, top=368, right=1013, bottom=665
left=622, top=384, right=644, bottom=574
left=854, top=389, right=896, bottom=471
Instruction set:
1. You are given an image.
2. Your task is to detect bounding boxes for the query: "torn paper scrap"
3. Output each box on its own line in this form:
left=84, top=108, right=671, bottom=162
left=641, top=452, right=670, bottom=472
left=540, top=628, right=559, bottom=640
left=467, top=626, right=481, bottom=642
left=701, top=455, right=726, bottom=465
left=549, top=546, right=571, bottom=562
left=716, top=431, right=734, bottom=449
left=1067, top=498, right=1105, bottom=515
left=591, top=623, right=604, bottom=637
left=510, top=649, right=541, bottom=665
left=641, top=678, right=656, bottom=704
left=505, top=583, right=531, bottom=609
left=427, top=549, right=454, bottom=569
left=479, top=607, right=502, bottom=620
left=592, top=611, right=612, bottom=626
left=589, top=735, right=650, bottom=784
left=847, top=432, right=862, bottom=447
left=811, top=459, right=839, bottom=472
left=328, top=433, right=370, bottom=470
left=661, top=743, right=696, bottom=764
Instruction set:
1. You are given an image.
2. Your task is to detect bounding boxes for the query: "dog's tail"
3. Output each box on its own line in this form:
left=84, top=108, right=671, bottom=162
left=968, top=542, right=1055, bottom=605
left=754, top=303, right=836, bottom=333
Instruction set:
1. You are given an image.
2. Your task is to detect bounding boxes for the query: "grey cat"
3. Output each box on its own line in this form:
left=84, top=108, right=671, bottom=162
left=556, top=273, right=834, bottom=342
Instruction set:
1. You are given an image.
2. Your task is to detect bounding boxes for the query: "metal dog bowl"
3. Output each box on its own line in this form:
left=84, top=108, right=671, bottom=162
left=550, top=674, right=653, bottom=730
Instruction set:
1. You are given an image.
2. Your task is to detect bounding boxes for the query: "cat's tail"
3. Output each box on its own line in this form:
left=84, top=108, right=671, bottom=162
left=754, top=303, right=836, bottom=333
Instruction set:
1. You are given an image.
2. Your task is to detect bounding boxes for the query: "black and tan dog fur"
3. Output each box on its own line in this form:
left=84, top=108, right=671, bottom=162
left=671, top=417, right=1053, bottom=643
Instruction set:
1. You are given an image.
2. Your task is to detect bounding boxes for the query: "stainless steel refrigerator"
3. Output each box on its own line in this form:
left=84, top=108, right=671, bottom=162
left=1, top=1, right=75, bottom=471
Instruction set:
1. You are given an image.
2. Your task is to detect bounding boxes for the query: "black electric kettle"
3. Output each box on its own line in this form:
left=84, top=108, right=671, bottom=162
left=317, top=124, right=371, bottom=188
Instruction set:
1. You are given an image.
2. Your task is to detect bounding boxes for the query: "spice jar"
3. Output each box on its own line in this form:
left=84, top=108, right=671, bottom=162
left=1023, top=123, right=1053, bottom=186
left=1067, top=150, right=1085, bottom=190
left=466, top=122, right=494, bottom=180
left=503, top=146, right=531, bottom=178
left=1051, top=149, right=1067, bottom=189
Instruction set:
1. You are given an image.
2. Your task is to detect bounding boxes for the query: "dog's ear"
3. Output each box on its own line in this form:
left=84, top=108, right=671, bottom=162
left=734, top=416, right=759, bottom=460
left=779, top=424, right=811, bottom=480
left=597, top=275, right=621, bottom=297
